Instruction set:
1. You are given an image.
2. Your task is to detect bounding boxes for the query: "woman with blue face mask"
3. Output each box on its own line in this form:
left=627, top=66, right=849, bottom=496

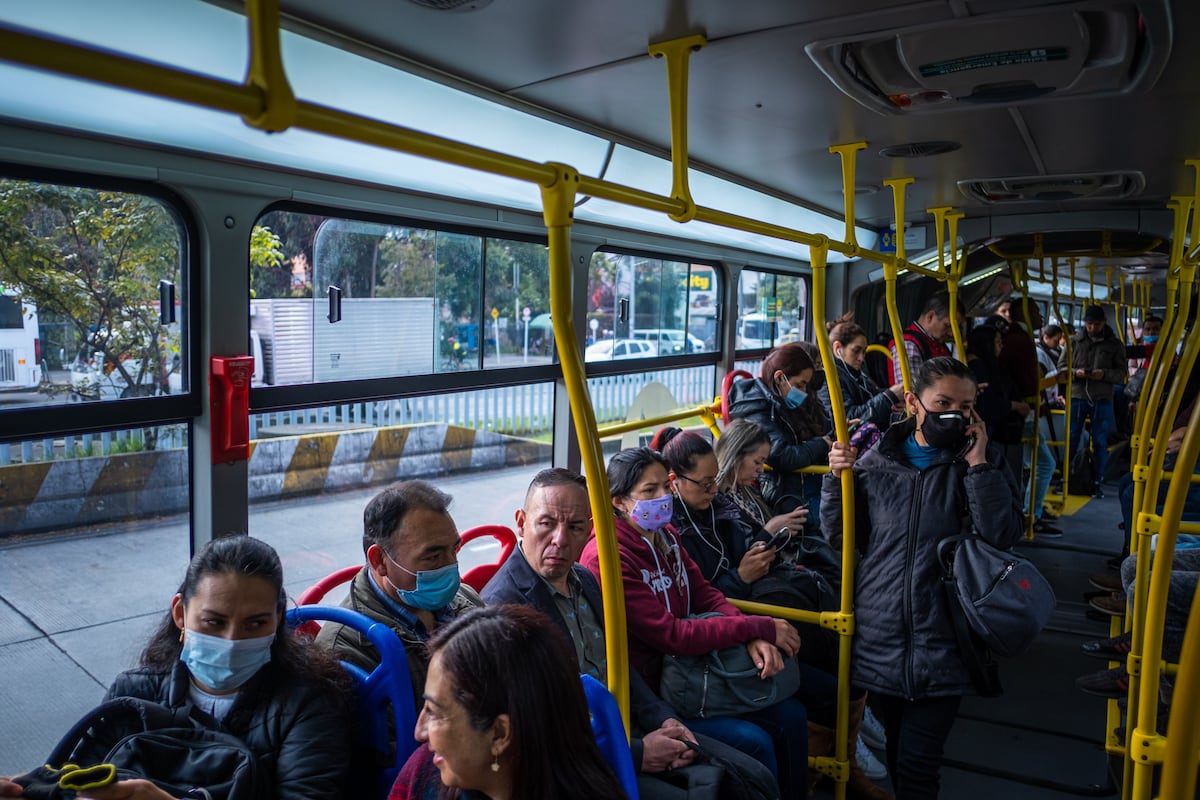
left=0, top=536, right=352, bottom=800
left=727, top=343, right=834, bottom=528
left=580, top=447, right=811, bottom=798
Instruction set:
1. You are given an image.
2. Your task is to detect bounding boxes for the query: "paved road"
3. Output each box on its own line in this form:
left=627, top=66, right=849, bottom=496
left=0, top=463, right=540, bottom=776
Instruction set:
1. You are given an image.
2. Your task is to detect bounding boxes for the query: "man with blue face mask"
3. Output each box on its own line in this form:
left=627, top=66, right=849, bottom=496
left=315, top=480, right=482, bottom=707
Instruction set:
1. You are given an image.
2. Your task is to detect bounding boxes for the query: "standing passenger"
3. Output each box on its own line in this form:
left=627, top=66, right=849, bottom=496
left=886, top=291, right=954, bottom=385
left=821, top=357, right=1024, bottom=799
left=727, top=343, right=832, bottom=525
left=315, top=481, right=483, bottom=708
left=819, top=314, right=904, bottom=432
left=1058, top=305, right=1128, bottom=496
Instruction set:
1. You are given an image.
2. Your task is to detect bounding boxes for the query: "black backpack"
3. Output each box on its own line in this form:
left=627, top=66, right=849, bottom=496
left=17, top=697, right=264, bottom=800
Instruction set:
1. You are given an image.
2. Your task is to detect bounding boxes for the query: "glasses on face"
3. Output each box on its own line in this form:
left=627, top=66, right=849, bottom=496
left=676, top=473, right=718, bottom=492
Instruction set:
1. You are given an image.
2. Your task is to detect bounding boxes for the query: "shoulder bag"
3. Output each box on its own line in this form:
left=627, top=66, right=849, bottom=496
left=659, top=614, right=801, bottom=719
left=938, top=533, right=1055, bottom=686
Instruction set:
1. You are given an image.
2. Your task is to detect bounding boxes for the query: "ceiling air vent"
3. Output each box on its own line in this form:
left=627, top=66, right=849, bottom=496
left=805, top=0, right=1170, bottom=115
left=404, top=0, right=493, bottom=10
left=879, top=141, right=960, bottom=159
left=957, top=172, right=1145, bottom=204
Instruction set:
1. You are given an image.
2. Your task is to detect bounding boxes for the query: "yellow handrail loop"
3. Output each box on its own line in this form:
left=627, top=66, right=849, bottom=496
left=648, top=34, right=707, bottom=223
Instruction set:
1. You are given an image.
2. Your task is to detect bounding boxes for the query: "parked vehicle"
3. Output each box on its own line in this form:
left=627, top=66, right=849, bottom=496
left=0, top=291, right=41, bottom=391
left=584, top=338, right=655, bottom=362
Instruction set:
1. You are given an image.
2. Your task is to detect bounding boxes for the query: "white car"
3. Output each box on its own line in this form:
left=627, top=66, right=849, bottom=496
left=584, top=339, right=655, bottom=362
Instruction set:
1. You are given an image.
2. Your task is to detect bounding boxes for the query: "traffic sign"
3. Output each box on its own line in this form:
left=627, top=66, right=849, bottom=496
left=490, top=307, right=499, bottom=320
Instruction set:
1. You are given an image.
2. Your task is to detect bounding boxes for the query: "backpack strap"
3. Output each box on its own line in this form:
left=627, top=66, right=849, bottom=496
left=937, top=536, right=1004, bottom=697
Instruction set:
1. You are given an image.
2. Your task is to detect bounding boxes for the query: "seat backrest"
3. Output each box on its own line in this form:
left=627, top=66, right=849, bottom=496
left=721, top=369, right=755, bottom=425
left=287, top=605, right=417, bottom=800
left=580, top=674, right=640, bottom=800
left=458, top=524, right=517, bottom=592
left=293, top=565, right=362, bottom=638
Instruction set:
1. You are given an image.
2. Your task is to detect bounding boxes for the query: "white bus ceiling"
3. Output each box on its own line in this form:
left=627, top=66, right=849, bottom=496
left=0, top=0, right=1195, bottom=294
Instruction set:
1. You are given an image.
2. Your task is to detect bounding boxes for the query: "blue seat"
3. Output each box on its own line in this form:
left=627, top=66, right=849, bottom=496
left=287, top=605, right=417, bottom=800
left=581, top=674, right=640, bottom=800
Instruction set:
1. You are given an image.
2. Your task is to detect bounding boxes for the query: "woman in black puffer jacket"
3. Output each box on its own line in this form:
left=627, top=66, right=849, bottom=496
left=821, top=357, right=1023, bottom=800
left=727, top=343, right=832, bottom=527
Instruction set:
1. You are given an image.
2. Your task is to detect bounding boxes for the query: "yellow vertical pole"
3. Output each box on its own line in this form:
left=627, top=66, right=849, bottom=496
left=540, top=163, right=630, bottom=733
left=1013, top=260, right=1037, bottom=539
left=647, top=35, right=707, bottom=223
left=829, top=143, right=868, bottom=255
left=1129, top=312, right=1200, bottom=799
left=810, top=240, right=853, bottom=800
left=242, top=0, right=297, bottom=132
left=942, top=208, right=966, bottom=360
left=884, top=178, right=914, bottom=263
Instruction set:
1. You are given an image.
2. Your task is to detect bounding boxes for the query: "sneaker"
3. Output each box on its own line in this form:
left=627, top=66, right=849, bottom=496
left=1089, top=572, right=1123, bottom=592
left=1089, top=593, right=1128, bottom=617
left=1075, top=666, right=1129, bottom=698
left=860, top=706, right=886, bottom=750
left=1034, top=519, right=1064, bottom=538
left=1040, top=509, right=1059, bottom=522
left=1093, top=485, right=1106, bottom=499
left=856, top=735, right=888, bottom=780
left=1081, top=630, right=1133, bottom=660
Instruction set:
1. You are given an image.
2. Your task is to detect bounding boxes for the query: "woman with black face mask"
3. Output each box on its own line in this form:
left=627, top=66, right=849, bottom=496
left=818, top=357, right=1025, bottom=800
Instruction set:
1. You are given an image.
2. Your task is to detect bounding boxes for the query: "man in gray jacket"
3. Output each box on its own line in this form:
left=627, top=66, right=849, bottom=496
left=1058, top=305, right=1128, bottom=496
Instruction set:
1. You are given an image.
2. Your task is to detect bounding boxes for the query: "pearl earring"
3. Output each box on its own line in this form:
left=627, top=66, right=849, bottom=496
left=490, top=755, right=500, bottom=773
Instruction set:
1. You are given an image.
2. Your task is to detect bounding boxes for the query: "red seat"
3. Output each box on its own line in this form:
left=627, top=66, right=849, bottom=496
left=293, top=564, right=360, bottom=638
left=721, top=369, right=755, bottom=425
left=458, top=524, right=517, bottom=592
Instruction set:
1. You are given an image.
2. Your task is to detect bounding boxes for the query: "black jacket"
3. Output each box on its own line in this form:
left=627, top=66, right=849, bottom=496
left=481, top=550, right=675, bottom=766
left=818, top=358, right=897, bottom=431
left=671, top=492, right=757, bottom=599
left=819, top=418, right=1024, bottom=698
left=727, top=377, right=830, bottom=509
left=106, top=661, right=350, bottom=800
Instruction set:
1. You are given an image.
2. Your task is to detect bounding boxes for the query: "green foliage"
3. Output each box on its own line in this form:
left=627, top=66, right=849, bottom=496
left=249, top=224, right=285, bottom=298
left=0, top=179, right=180, bottom=398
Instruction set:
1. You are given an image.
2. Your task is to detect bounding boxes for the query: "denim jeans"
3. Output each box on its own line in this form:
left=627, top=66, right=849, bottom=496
left=1069, top=398, right=1114, bottom=484
left=871, top=693, right=962, bottom=800
left=1022, top=416, right=1054, bottom=518
left=741, top=698, right=808, bottom=800
left=686, top=716, right=778, bottom=779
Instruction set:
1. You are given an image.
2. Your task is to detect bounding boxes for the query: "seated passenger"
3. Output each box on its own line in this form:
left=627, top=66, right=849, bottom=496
left=482, top=467, right=779, bottom=799
left=315, top=480, right=483, bottom=708
left=658, top=426, right=890, bottom=799
left=823, top=357, right=1024, bottom=799
left=0, top=535, right=351, bottom=800
left=727, top=343, right=833, bottom=526
left=715, top=418, right=810, bottom=542
left=580, top=447, right=812, bottom=799
left=390, top=605, right=630, bottom=800
left=819, top=313, right=903, bottom=432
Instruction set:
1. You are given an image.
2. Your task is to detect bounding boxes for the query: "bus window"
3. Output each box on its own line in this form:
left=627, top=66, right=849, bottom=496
left=737, top=269, right=808, bottom=351
left=0, top=178, right=187, bottom=406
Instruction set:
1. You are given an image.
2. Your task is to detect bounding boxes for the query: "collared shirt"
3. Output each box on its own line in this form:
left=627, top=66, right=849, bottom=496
left=366, top=571, right=455, bottom=641
left=540, top=567, right=608, bottom=684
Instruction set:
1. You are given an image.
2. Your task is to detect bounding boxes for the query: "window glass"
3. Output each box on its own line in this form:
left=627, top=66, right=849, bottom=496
left=0, top=178, right=187, bottom=404
left=0, top=425, right=190, bottom=775
left=585, top=252, right=717, bottom=362
left=256, top=210, right=552, bottom=382
left=736, top=269, right=808, bottom=351
left=587, top=365, right=719, bottom=427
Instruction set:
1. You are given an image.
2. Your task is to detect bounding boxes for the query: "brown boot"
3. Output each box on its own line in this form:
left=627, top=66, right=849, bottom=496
left=846, top=696, right=894, bottom=800
left=806, top=721, right=837, bottom=796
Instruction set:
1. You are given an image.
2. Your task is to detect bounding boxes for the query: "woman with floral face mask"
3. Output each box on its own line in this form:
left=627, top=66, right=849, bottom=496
left=0, top=536, right=351, bottom=800
left=727, top=343, right=834, bottom=527
left=580, top=447, right=812, bottom=798
left=820, top=357, right=1024, bottom=800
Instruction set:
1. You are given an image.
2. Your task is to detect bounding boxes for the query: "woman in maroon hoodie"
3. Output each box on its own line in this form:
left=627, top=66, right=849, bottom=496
left=581, top=447, right=810, bottom=798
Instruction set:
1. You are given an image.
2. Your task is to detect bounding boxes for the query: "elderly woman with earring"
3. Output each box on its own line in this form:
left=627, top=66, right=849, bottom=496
left=391, top=605, right=629, bottom=800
